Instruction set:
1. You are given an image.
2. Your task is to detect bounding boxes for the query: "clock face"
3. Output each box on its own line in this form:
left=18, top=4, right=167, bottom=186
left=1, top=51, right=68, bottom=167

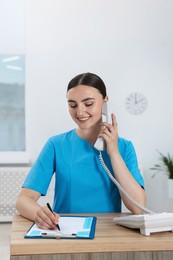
left=125, top=92, right=147, bottom=115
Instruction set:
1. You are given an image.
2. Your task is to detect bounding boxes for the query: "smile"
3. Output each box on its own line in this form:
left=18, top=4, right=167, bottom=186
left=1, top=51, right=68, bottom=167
left=76, top=116, right=90, bottom=121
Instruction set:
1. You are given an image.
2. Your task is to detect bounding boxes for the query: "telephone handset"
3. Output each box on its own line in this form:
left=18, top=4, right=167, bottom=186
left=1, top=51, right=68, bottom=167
left=94, top=102, right=111, bottom=151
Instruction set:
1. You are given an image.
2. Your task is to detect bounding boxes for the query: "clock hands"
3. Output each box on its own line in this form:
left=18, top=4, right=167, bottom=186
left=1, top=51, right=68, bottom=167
left=134, top=93, right=146, bottom=104
left=135, top=98, right=146, bottom=104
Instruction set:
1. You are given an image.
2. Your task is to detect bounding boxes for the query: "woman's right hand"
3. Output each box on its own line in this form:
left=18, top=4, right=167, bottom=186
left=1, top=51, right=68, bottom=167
left=35, top=205, right=60, bottom=229
left=16, top=188, right=60, bottom=230
left=99, top=113, right=119, bottom=157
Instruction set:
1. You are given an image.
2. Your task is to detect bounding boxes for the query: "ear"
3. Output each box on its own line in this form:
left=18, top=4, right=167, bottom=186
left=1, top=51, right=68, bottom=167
left=103, top=96, right=109, bottom=102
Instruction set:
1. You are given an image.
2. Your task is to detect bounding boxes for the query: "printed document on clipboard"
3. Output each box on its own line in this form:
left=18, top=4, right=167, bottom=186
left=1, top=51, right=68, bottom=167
left=25, top=216, right=97, bottom=239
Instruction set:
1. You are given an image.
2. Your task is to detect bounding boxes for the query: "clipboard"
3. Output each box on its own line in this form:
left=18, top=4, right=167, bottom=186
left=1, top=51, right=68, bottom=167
left=25, top=216, right=97, bottom=239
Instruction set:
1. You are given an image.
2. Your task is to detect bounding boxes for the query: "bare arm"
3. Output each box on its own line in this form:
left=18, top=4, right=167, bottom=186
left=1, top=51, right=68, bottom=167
left=16, top=188, right=60, bottom=229
left=99, top=113, right=146, bottom=214
left=108, top=151, right=146, bottom=214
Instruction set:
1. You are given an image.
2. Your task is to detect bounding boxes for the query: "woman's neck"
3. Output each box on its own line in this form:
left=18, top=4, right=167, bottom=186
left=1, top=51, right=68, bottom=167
left=76, top=126, right=100, bottom=146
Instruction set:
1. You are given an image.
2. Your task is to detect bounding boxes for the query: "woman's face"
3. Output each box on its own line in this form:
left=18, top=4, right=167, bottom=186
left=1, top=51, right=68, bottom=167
left=67, top=84, right=107, bottom=131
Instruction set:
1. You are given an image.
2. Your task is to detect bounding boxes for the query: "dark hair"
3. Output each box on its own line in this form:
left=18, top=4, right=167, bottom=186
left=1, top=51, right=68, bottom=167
left=67, top=72, right=107, bottom=98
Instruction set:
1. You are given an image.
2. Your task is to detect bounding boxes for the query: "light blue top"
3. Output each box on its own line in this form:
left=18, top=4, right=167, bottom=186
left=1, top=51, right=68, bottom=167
left=23, top=129, right=144, bottom=213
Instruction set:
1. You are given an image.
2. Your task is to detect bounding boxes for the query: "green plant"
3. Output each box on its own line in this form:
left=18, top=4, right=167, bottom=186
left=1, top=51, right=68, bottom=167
left=151, top=151, right=173, bottom=179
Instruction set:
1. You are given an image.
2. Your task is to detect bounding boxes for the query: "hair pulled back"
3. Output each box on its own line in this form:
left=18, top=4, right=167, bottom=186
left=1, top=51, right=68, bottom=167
left=67, top=72, right=107, bottom=98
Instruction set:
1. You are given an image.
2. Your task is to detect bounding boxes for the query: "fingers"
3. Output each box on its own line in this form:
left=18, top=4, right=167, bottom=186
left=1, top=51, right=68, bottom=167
left=35, top=206, right=60, bottom=230
left=111, top=113, right=117, bottom=128
left=99, top=113, right=118, bottom=146
left=99, top=126, right=116, bottom=141
left=100, top=114, right=117, bottom=133
left=101, top=113, right=117, bottom=130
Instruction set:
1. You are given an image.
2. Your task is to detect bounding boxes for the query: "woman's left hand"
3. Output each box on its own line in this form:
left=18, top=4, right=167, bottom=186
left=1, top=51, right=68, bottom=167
left=99, top=113, right=119, bottom=156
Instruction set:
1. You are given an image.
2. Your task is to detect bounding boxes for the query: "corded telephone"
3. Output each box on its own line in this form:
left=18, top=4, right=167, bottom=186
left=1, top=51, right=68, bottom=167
left=94, top=102, right=109, bottom=151
left=94, top=102, right=173, bottom=236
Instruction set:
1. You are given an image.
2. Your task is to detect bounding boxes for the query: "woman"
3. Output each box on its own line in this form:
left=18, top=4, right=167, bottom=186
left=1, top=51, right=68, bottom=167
left=16, top=72, right=146, bottom=229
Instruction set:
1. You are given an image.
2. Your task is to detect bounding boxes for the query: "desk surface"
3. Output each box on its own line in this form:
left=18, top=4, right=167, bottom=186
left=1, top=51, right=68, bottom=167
left=10, top=213, right=173, bottom=256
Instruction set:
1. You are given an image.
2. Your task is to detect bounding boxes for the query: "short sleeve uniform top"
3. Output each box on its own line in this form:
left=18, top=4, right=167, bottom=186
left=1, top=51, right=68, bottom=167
left=23, top=129, right=144, bottom=213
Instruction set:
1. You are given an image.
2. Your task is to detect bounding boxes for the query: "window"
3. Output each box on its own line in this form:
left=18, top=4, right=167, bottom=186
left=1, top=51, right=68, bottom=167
left=0, top=0, right=29, bottom=164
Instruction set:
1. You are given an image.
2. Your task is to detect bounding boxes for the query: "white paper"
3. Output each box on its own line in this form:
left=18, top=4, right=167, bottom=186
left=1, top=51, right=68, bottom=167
left=26, top=216, right=93, bottom=238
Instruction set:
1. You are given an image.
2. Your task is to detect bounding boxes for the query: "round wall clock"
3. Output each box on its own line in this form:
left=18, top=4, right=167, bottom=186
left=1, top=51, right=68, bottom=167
left=125, top=92, right=147, bottom=115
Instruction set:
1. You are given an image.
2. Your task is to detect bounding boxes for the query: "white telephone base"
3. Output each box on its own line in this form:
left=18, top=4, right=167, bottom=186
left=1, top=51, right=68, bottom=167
left=113, top=212, right=173, bottom=236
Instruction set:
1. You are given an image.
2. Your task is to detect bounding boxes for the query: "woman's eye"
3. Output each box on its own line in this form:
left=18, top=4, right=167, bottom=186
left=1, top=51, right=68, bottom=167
left=85, top=103, right=93, bottom=107
left=69, top=104, right=77, bottom=108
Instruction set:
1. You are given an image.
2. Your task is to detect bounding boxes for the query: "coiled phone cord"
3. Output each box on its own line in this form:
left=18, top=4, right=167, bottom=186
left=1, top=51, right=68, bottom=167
left=99, top=151, right=154, bottom=215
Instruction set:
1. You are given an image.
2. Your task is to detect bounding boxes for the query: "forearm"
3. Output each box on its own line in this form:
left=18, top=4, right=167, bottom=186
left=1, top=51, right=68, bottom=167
left=120, top=185, right=146, bottom=214
left=16, top=189, right=41, bottom=222
left=16, top=188, right=60, bottom=229
left=109, top=153, right=146, bottom=214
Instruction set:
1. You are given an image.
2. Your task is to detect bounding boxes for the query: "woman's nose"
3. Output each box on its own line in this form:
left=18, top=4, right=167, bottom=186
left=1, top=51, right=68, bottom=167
left=76, top=104, right=85, bottom=115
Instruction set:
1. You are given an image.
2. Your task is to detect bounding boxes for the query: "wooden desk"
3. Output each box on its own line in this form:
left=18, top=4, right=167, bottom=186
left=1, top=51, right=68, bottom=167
left=10, top=214, right=173, bottom=260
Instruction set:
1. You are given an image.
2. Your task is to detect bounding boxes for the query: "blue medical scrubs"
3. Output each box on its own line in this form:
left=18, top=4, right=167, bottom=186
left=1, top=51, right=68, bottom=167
left=23, top=129, right=144, bottom=213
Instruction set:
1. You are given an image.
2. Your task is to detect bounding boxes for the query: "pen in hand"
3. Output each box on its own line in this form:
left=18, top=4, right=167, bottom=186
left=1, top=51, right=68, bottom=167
left=46, top=203, right=60, bottom=231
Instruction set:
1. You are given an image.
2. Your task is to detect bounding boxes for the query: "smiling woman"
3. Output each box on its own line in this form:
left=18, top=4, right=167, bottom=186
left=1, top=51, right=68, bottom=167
left=67, top=85, right=105, bottom=141
left=66, top=73, right=108, bottom=143
left=16, top=72, right=146, bottom=230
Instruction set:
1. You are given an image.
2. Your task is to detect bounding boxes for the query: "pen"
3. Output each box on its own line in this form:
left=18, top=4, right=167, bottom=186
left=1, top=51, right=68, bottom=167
left=46, top=203, right=60, bottom=231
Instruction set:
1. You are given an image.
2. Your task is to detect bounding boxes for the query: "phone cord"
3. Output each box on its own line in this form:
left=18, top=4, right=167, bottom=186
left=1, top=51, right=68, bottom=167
left=99, top=151, right=154, bottom=215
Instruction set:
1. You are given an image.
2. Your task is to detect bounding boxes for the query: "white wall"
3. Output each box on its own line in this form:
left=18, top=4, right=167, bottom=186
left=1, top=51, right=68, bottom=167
left=25, top=0, right=173, bottom=212
left=0, top=0, right=25, bottom=53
